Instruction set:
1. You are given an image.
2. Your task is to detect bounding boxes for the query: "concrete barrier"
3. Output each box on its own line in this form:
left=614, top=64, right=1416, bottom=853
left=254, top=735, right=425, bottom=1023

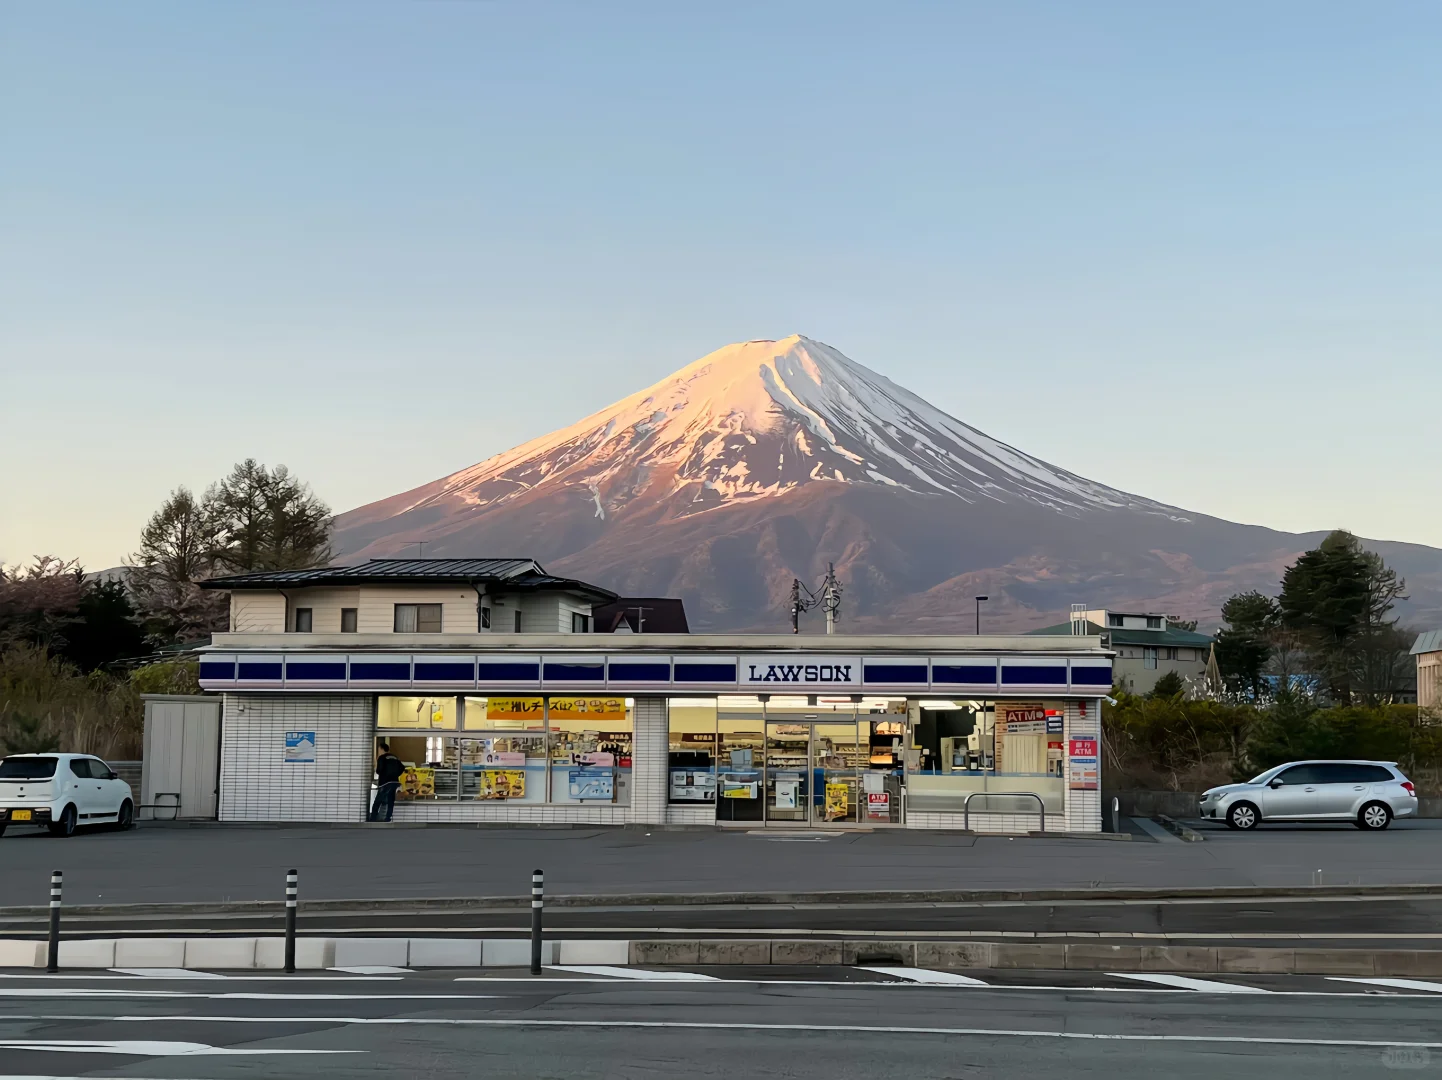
left=557, top=939, right=629, bottom=965
left=333, top=937, right=409, bottom=968
left=57, top=939, right=116, bottom=968
left=184, top=938, right=258, bottom=970
left=409, top=938, right=483, bottom=967
left=114, top=938, right=187, bottom=968
left=0, top=940, right=44, bottom=968
left=255, top=936, right=333, bottom=970
left=482, top=938, right=555, bottom=967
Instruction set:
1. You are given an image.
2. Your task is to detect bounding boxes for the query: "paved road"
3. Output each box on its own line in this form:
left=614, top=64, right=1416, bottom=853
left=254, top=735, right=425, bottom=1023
left=3, top=821, right=1441, bottom=909
left=0, top=966, right=1438, bottom=1078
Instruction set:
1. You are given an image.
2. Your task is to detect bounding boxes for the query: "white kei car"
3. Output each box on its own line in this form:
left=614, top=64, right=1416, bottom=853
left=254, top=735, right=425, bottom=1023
left=0, top=753, right=135, bottom=837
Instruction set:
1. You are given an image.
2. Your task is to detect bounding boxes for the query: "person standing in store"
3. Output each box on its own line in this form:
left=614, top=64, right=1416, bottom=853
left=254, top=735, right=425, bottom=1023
left=371, top=743, right=404, bottom=822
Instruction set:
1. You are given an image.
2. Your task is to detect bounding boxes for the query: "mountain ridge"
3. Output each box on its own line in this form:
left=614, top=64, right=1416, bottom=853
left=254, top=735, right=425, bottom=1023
left=333, top=336, right=1442, bottom=633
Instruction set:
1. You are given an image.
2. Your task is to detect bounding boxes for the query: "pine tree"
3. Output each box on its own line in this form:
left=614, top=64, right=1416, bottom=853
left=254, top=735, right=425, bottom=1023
left=1214, top=591, right=1277, bottom=701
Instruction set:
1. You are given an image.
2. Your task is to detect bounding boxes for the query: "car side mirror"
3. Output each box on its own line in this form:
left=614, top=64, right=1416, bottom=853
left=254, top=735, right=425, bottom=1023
left=106, top=771, right=118, bottom=780
left=1268, top=779, right=1284, bottom=789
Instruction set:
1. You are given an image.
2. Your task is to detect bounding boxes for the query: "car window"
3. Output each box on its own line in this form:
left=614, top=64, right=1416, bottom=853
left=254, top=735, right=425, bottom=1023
left=1312, top=763, right=1362, bottom=783
left=69, top=758, right=91, bottom=778
left=1357, top=764, right=1396, bottom=783
left=88, top=758, right=114, bottom=779
left=1274, top=764, right=1322, bottom=785
left=0, top=756, right=59, bottom=780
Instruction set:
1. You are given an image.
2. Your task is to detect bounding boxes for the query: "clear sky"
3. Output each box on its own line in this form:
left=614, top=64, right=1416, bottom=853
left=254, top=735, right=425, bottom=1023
left=3, top=1, right=1439, bottom=571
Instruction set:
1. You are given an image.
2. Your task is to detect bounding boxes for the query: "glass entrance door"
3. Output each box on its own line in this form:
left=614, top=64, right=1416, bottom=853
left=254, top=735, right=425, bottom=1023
left=764, top=723, right=810, bottom=823
left=815, top=722, right=860, bottom=824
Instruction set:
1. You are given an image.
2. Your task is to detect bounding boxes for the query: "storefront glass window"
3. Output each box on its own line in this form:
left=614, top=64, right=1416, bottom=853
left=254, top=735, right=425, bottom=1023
left=377, top=695, right=458, bottom=730
left=668, top=698, right=717, bottom=804
left=546, top=696, right=632, bottom=807
left=460, top=697, right=548, bottom=802
left=904, top=698, right=1064, bottom=814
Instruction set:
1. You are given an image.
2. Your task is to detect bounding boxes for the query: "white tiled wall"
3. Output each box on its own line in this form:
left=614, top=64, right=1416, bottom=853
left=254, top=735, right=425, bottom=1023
left=665, top=805, right=717, bottom=826
left=1063, top=699, right=1101, bottom=832
left=629, top=697, right=667, bottom=826
left=392, top=802, right=628, bottom=825
left=220, top=694, right=373, bottom=822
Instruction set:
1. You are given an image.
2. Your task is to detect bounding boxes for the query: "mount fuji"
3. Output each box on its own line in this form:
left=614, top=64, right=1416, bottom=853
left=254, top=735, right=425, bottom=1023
left=333, top=336, right=1442, bottom=632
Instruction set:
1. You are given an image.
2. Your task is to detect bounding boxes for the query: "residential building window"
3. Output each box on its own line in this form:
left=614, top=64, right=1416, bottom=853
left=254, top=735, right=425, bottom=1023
left=341, top=608, right=358, bottom=633
left=479, top=606, right=491, bottom=631
left=1146, top=616, right=1162, bottom=629
left=394, top=603, right=443, bottom=633
left=571, top=612, right=591, bottom=633
left=1108, top=614, right=1125, bottom=627
left=1143, top=647, right=1158, bottom=670
left=1165, top=647, right=1177, bottom=661
left=514, top=610, right=523, bottom=633
left=294, top=608, right=313, bottom=633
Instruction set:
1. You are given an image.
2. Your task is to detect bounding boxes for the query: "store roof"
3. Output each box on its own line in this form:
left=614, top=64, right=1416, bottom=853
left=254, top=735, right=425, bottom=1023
left=200, top=557, right=617, bottom=601
left=1413, top=629, right=1442, bottom=656
left=1027, top=619, right=1213, bottom=648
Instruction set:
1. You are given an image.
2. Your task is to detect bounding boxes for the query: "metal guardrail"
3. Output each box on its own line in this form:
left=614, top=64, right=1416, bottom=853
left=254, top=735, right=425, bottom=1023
left=962, top=790, right=1046, bottom=832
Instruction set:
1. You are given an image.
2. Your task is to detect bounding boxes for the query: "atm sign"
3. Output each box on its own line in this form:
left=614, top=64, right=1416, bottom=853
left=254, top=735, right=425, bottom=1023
left=1068, top=738, right=1098, bottom=757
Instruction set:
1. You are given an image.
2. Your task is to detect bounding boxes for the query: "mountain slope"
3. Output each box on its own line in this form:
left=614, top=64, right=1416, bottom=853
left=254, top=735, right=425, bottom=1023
left=333, top=336, right=1442, bottom=632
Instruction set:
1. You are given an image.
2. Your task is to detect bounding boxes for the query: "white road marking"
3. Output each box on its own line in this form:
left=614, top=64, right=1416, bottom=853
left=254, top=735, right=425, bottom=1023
left=1109, top=973, right=1272, bottom=994
left=550, top=965, right=720, bottom=981
left=1330, top=977, right=1442, bottom=993
left=0, top=973, right=399, bottom=982
left=110, top=969, right=225, bottom=980
left=0, top=1039, right=358, bottom=1056
left=328, top=966, right=412, bottom=974
left=0, top=988, right=491, bottom=1001
left=38, top=1017, right=1442, bottom=1049
left=862, top=967, right=989, bottom=985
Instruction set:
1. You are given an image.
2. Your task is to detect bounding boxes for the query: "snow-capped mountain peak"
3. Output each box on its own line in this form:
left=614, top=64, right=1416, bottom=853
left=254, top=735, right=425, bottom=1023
left=426, top=335, right=1180, bottom=521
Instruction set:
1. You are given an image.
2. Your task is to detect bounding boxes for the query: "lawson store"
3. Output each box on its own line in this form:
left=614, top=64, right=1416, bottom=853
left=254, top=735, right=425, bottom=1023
left=198, top=637, right=1111, bottom=834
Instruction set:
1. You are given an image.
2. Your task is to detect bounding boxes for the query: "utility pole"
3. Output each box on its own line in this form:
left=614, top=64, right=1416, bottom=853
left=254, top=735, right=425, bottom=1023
left=629, top=605, right=652, bottom=633
left=789, top=566, right=843, bottom=634
left=822, top=563, right=842, bottom=636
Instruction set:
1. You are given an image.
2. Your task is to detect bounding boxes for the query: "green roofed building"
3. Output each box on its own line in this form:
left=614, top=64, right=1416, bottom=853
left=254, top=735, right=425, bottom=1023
left=1027, top=607, right=1214, bottom=694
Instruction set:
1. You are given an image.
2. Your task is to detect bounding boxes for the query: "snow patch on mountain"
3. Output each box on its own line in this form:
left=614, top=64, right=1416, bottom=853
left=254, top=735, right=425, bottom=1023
left=423, top=335, right=1186, bottom=522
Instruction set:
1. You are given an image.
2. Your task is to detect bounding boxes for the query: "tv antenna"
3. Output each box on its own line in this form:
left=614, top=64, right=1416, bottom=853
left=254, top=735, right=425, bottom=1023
left=789, top=563, right=843, bottom=635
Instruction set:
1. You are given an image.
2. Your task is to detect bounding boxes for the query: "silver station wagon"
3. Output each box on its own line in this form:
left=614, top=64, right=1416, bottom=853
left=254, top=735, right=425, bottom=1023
left=1200, top=760, right=1418, bottom=831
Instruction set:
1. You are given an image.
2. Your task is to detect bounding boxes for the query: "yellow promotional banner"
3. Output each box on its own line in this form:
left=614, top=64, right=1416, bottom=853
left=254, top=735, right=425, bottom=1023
left=825, top=782, right=850, bottom=821
left=477, top=769, right=525, bottom=800
left=486, top=697, right=545, bottom=722
left=400, top=767, right=434, bottom=798
left=485, top=696, right=626, bottom=722
left=547, top=697, right=627, bottom=721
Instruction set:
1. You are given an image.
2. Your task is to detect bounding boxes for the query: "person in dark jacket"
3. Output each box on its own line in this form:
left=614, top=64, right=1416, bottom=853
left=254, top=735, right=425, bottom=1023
left=371, top=743, right=405, bottom=822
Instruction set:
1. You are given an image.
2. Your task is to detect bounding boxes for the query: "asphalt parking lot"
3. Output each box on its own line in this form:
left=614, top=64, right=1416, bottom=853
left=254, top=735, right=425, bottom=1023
left=2, top=819, right=1441, bottom=909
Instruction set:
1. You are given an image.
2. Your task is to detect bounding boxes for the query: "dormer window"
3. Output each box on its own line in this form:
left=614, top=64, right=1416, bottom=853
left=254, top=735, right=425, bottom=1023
left=1146, top=616, right=1162, bottom=629
left=1107, top=613, right=1125, bottom=627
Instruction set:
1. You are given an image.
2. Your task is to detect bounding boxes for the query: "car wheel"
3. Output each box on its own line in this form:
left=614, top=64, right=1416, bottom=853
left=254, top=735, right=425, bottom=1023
left=1227, top=802, right=1260, bottom=830
left=116, top=800, right=134, bottom=831
left=48, top=805, right=77, bottom=838
left=1358, top=802, right=1392, bottom=831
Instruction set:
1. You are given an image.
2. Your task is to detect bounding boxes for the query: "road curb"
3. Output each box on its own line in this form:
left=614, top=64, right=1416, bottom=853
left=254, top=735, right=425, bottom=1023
left=3, top=881, right=1442, bottom=919
left=1152, top=814, right=1206, bottom=842
left=3, top=934, right=1441, bottom=977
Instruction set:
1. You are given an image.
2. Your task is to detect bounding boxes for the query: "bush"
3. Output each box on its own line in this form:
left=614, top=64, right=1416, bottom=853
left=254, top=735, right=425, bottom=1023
left=0, top=644, right=142, bottom=759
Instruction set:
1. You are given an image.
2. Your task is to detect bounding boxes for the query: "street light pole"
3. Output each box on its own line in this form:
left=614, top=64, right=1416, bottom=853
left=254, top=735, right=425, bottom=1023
left=975, top=595, right=988, bottom=635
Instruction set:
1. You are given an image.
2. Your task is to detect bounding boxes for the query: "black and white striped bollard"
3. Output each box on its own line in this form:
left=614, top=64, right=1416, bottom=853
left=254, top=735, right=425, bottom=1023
left=530, top=869, right=544, bottom=975
left=46, top=870, right=62, bottom=973
left=284, top=869, right=298, bottom=974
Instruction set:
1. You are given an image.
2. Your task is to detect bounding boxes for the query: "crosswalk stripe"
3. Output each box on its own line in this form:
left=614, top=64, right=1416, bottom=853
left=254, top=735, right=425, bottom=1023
left=1109, top=972, right=1271, bottom=993
left=550, top=966, right=720, bottom=981
left=329, top=966, right=413, bottom=974
left=1329, top=977, right=1442, bottom=993
left=861, top=967, right=989, bottom=985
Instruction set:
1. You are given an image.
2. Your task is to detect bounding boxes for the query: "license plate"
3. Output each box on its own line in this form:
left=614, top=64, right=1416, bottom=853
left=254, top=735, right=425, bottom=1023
left=10, top=810, right=32, bottom=821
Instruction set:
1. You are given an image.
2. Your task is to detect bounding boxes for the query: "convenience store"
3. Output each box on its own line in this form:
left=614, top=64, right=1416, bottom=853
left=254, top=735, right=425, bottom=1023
left=198, top=635, right=1110, bottom=832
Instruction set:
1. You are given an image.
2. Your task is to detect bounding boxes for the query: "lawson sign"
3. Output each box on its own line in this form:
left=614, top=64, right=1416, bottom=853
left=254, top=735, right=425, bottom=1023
left=740, top=655, right=862, bottom=688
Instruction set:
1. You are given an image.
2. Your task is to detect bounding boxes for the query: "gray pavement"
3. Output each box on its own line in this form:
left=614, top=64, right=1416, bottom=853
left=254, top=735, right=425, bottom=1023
left=2, top=820, right=1442, bottom=909
left=0, top=967, right=1438, bottom=1078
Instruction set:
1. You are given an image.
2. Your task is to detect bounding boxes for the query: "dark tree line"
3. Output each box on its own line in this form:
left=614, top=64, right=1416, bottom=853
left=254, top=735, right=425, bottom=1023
left=1214, top=530, right=1413, bottom=706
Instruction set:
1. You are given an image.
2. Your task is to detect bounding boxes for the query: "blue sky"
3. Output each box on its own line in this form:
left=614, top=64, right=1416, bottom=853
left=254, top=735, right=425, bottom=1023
left=2, top=1, right=1439, bottom=569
